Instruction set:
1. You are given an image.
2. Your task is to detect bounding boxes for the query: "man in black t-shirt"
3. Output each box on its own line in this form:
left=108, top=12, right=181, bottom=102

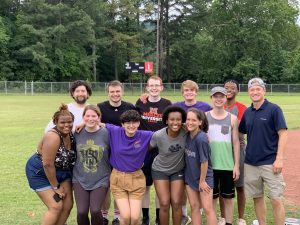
left=136, top=76, right=172, bottom=225
left=98, top=80, right=135, bottom=225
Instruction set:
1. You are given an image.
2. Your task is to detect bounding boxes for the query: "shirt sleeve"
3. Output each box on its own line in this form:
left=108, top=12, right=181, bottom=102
left=273, top=106, right=288, bottom=131
left=150, top=131, right=158, bottom=148
left=197, top=135, right=210, bottom=163
left=239, top=112, right=247, bottom=134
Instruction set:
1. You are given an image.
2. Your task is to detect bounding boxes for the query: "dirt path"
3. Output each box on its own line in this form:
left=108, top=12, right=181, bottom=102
left=283, top=130, right=300, bottom=206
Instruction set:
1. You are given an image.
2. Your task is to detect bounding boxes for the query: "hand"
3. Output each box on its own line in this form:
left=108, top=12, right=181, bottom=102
left=273, top=158, right=283, bottom=174
left=75, top=122, right=85, bottom=133
left=55, top=186, right=66, bottom=199
left=199, top=181, right=211, bottom=194
left=140, top=93, right=149, bottom=104
left=233, top=165, right=240, bottom=181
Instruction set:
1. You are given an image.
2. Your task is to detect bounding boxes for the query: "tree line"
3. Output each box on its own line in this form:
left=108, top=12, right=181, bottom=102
left=0, top=0, right=300, bottom=83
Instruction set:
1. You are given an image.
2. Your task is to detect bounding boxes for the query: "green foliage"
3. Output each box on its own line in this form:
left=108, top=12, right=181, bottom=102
left=0, top=0, right=299, bottom=82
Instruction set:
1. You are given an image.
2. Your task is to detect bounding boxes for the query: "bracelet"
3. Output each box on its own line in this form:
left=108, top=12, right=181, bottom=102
left=52, top=183, right=60, bottom=190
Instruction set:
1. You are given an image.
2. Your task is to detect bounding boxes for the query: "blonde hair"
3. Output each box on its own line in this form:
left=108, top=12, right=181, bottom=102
left=181, top=80, right=199, bottom=93
left=147, top=75, right=163, bottom=86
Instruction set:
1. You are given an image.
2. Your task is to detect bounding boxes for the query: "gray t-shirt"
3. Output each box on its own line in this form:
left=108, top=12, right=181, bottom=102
left=151, top=127, right=187, bottom=175
left=73, top=127, right=111, bottom=190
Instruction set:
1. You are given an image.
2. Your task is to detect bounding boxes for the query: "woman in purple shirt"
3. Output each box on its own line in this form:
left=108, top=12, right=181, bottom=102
left=105, top=110, right=153, bottom=225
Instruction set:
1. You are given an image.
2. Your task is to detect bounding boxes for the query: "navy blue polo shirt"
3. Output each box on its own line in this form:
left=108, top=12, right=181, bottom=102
left=239, top=99, right=287, bottom=166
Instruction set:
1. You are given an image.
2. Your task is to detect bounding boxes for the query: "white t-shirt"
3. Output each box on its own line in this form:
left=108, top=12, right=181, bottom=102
left=45, top=103, right=86, bottom=133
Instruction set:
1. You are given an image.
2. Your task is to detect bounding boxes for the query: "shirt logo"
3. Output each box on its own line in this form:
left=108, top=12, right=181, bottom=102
left=260, top=117, right=267, bottom=121
left=134, top=140, right=141, bottom=149
left=78, top=139, right=104, bottom=173
left=169, top=144, right=182, bottom=152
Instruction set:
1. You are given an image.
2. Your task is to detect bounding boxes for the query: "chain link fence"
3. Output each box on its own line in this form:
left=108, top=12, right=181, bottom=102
left=0, top=81, right=300, bottom=95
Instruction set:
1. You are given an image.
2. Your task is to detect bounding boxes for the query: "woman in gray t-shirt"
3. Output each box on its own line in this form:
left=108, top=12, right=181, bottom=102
left=73, top=105, right=111, bottom=225
left=150, top=106, right=187, bottom=225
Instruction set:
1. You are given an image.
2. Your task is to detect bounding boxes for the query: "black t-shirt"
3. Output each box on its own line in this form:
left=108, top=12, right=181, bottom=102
left=135, top=98, right=172, bottom=132
left=97, top=101, right=136, bottom=126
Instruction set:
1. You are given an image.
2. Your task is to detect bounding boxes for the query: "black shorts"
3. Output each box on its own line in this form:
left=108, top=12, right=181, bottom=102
left=152, top=170, right=184, bottom=181
left=213, top=170, right=235, bottom=199
left=142, top=148, right=158, bottom=186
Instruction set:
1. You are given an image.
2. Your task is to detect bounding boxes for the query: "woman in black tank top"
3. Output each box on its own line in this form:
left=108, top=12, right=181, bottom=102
left=25, top=104, right=76, bottom=225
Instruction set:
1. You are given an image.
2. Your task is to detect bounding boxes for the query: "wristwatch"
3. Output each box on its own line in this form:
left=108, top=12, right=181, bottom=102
left=52, top=183, right=60, bottom=190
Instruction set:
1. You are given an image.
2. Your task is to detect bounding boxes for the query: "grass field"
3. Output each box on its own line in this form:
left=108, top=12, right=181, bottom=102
left=0, top=94, right=299, bottom=225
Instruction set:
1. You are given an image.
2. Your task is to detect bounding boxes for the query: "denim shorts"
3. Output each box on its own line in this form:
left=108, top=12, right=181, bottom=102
left=25, top=154, right=72, bottom=192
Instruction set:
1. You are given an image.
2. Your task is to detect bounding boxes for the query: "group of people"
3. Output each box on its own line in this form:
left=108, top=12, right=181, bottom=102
left=25, top=76, right=287, bottom=225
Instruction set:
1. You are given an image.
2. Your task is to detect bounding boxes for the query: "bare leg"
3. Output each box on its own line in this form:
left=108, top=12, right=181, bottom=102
left=186, top=185, right=201, bottom=225
left=129, top=199, right=143, bottom=225
left=154, top=180, right=171, bottom=225
left=271, top=198, right=285, bottom=225
left=170, top=180, right=184, bottom=225
left=219, top=197, right=225, bottom=218
left=56, top=181, right=73, bottom=225
left=253, top=197, right=266, bottom=225
left=37, top=189, right=63, bottom=225
left=142, top=186, right=150, bottom=208
left=200, top=189, right=217, bottom=225
left=223, top=198, right=234, bottom=224
left=115, top=198, right=131, bottom=225
left=236, top=186, right=246, bottom=219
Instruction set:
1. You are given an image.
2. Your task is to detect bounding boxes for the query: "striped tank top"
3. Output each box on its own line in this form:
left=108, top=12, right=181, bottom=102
left=207, top=112, right=234, bottom=171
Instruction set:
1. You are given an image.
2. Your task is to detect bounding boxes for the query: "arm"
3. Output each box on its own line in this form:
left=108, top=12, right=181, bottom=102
left=199, top=161, right=211, bottom=193
left=41, top=131, right=65, bottom=197
left=273, top=129, right=288, bottom=174
left=231, top=116, right=240, bottom=181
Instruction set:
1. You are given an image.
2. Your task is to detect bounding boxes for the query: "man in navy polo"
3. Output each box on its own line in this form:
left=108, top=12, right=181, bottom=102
left=239, top=77, right=288, bottom=225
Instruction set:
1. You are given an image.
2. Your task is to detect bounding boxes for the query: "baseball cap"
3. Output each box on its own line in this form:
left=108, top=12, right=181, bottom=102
left=210, top=86, right=227, bottom=96
left=248, top=77, right=266, bottom=89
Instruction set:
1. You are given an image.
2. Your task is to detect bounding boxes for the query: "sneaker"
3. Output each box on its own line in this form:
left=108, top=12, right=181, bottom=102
left=103, top=218, right=109, bottom=225
left=237, top=218, right=247, bottom=225
left=112, top=218, right=120, bottom=225
left=155, top=220, right=160, bottom=225
left=217, top=217, right=226, bottom=225
left=181, top=215, right=192, bottom=225
left=141, top=217, right=149, bottom=225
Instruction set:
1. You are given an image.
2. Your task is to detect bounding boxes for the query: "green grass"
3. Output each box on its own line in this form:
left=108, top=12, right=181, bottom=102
left=0, top=94, right=299, bottom=225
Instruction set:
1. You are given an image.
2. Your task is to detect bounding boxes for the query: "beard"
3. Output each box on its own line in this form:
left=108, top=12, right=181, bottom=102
left=74, top=96, right=88, bottom=104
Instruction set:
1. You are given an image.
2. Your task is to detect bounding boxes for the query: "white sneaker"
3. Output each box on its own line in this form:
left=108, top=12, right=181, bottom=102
left=217, top=217, right=226, bottom=225
left=237, top=218, right=247, bottom=225
left=181, top=215, right=192, bottom=225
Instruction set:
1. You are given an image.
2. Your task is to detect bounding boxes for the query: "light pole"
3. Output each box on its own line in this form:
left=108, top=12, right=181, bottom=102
left=156, top=0, right=161, bottom=76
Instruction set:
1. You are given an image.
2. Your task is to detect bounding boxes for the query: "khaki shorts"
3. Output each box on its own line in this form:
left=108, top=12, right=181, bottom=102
left=244, top=164, right=285, bottom=199
left=110, top=169, right=146, bottom=200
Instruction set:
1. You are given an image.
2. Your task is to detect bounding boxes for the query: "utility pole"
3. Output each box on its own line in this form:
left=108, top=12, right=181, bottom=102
left=156, top=0, right=161, bottom=76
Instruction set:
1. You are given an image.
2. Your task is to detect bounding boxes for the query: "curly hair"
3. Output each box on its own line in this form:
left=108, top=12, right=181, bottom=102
left=69, top=80, right=92, bottom=97
left=162, top=105, right=187, bottom=126
left=52, top=103, right=74, bottom=124
left=120, top=110, right=141, bottom=123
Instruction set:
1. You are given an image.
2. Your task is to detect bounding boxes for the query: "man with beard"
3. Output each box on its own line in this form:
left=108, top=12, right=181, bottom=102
left=45, top=80, right=92, bottom=132
left=97, top=80, right=136, bottom=225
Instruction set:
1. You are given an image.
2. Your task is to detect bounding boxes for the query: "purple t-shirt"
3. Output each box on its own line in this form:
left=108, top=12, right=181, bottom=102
left=173, top=101, right=212, bottom=112
left=106, top=124, right=153, bottom=172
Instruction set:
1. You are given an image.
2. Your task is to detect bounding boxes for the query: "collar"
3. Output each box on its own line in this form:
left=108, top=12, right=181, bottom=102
left=251, top=99, right=268, bottom=111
